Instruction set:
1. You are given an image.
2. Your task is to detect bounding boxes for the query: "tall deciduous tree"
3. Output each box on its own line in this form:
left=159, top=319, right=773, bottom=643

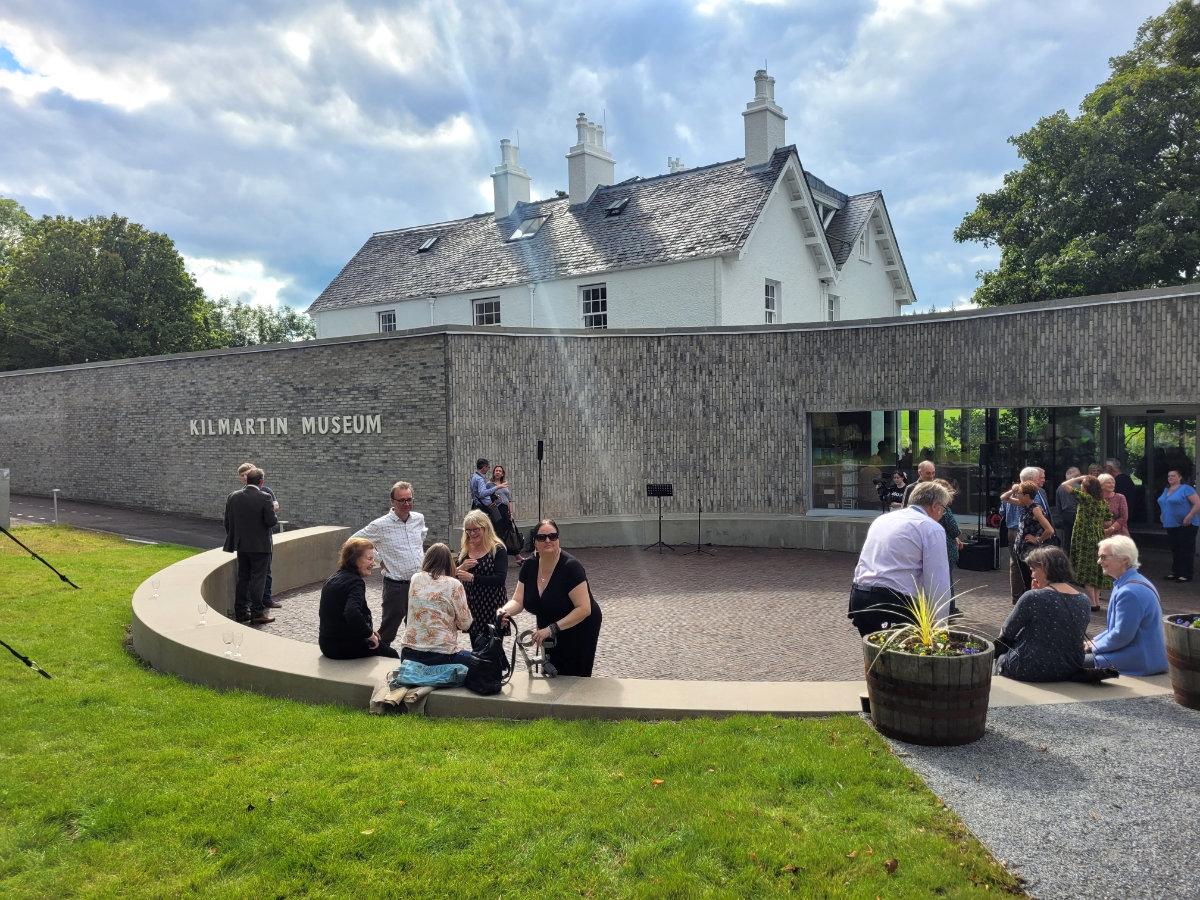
left=955, top=0, right=1200, bottom=306
left=0, top=214, right=217, bottom=370
left=0, top=205, right=315, bottom=371
left=209, top=296, right=316, bottom=347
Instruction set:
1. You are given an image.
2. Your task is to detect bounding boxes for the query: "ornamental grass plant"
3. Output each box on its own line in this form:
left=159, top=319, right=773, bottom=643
left=0, top=528, right=1019, bottom=897
left=865, top=585, right=991, bottom=662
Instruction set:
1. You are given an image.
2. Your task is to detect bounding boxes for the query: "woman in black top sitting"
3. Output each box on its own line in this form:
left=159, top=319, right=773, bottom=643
left=318, top=537, right=400, bottom=660
left=497, top=519, right=602, bottom=677
left=994, top=546, right=1091, bottom=682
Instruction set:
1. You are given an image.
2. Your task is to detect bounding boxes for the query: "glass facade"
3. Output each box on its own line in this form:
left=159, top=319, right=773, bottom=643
left=809, top=407, right=1192, bottom=525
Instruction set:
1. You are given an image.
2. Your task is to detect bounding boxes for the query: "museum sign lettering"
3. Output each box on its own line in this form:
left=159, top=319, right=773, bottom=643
left=188, top=414, right=382, bottom=437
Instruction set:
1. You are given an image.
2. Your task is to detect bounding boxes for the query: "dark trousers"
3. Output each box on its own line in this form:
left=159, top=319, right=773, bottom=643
left=321, top=641, right=399, bottom=660
left=379, top=578, right=410, bottom=647
left=235, top=550, right=271, bottom=620
left=1008, top=539, right=1026, bottom=602
left=1057, top=514, right=1075, bottom=558
left=848, top=585, right=916, bottom=637
left=1167, top=525, right=1198, bottom=578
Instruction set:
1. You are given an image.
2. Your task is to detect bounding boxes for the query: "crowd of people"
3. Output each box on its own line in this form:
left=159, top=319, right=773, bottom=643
left=221, top=450, right=1190, bottom=689
left=282, top=464, right=604, bottom=678
left=850, top=457, right=1181, bottom=682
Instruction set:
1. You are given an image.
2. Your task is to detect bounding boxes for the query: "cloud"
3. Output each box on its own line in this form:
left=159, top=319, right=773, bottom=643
left=185, top=255, right=292, bottom=307
left=0, top=19, right=170, bottom=110
left=0, top=0, right=1173, bottom=315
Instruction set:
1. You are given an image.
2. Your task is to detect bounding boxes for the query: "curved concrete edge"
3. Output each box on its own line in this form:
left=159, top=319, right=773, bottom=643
left=130, top=526, right=1175, bottom=718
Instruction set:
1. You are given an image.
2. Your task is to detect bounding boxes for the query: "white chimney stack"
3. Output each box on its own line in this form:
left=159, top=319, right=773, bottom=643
left=491, top=138, right=531, bottom=218
left=567, top=112, right=615, bottom=206
left=742, top=69, right=787, bottom=167
left=668, top=156, right=685, bottom=173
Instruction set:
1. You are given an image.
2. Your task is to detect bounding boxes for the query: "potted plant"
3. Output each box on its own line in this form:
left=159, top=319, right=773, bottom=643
left=862, top=589, right=993, bottom=746
left=1164, top=614, right=1200, bottom=711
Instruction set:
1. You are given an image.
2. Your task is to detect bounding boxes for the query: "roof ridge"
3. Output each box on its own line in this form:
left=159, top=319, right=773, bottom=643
left=599, top=155, right=755, bottom=191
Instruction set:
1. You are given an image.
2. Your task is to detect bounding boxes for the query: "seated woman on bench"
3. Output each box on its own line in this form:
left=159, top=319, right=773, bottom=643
left=1085, top=536, right=1168, bottom=676
left=994, top=546, right=1091, bottom=682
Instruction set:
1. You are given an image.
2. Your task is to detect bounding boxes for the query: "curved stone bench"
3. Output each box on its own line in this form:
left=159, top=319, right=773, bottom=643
left=131, top=526, right=1173, bottom=718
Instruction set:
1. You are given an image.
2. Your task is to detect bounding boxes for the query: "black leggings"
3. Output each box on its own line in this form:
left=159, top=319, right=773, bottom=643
left=1167, top=525, right=1197, bottom=578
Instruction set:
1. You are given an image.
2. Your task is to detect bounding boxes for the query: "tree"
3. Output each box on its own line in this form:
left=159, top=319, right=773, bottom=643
left=955, top=1, right=1200, bottom=306
left=0, top=205, right=315, bottom=371
left=209, top=296, right=316, bottom=347
left=0, top=197, right=32, bottom=270
left=0, top=213, right=218, bottom=370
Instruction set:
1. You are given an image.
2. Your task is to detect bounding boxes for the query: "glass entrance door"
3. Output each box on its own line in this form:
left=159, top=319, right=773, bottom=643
left=1110, top=415, right=1197, bottom=527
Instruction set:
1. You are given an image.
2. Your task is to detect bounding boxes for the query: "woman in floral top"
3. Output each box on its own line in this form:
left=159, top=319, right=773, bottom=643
left=1061, top=473, right=1112, bottom=611
left=400, top=544, right=474, bottom=666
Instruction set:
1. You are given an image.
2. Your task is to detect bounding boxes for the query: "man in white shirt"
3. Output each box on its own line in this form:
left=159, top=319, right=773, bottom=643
left=353, top=481, right=428, bottom=649
left=849, top=480, right=953, bottom=636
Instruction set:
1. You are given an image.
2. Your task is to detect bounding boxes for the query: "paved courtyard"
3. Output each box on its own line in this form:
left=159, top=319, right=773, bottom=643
left=268, top=542, right=1198, bottom=680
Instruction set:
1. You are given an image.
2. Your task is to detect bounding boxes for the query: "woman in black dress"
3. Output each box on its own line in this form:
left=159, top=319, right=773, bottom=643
left=497, top=519, right=602, bottom=677
left=318, top=537, right=400, bottom=660
left=454, top=509, right=509, bottom=648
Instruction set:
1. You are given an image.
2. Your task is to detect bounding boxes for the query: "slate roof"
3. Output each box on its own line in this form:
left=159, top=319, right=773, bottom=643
left=825, top=191, right=882, bottom=267
left=308, top=146, right=882, bottom=314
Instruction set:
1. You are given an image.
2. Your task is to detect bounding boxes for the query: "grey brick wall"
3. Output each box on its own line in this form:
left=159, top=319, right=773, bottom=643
left=0, top=335, right=451, bottom=539
left=1, top=284, right=1197, bottom=535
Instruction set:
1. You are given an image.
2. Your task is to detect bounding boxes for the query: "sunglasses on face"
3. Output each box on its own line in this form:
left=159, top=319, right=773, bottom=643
left=534, top=532, right=560, bottom=542
left=392, top=497, right=414, bottom=504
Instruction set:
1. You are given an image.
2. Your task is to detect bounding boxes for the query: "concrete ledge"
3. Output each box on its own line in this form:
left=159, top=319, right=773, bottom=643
left=131, top=526, right=1173, bottom=718
left=453, top=513, right=899, bottom=553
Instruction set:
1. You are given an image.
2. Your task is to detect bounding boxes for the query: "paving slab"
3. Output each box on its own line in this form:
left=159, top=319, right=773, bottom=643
left=267, top=544, right=1199, bottom=682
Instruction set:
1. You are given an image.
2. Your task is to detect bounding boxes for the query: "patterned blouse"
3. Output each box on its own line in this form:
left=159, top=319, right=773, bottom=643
left=401, top=572, right=473, bottom=655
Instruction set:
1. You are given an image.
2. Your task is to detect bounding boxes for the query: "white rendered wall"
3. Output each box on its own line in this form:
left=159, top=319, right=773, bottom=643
left=720, top=179, right=824, bottom=325
left=832, top=232, right=903, bottom=321
left=312, top=258, right=720, bottom=337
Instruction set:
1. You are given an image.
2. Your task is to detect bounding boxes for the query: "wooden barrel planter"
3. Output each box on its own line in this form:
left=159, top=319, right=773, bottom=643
left=862, top=633, right=994, bottom=746
left=1164, top=614, right=1200, bottom=711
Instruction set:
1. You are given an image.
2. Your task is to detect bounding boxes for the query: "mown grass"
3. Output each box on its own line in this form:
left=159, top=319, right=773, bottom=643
left=0, top=527, right=1020, bottom=897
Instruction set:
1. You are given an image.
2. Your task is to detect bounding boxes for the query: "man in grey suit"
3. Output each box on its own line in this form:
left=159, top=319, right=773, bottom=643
left=223, top=467, right=278, bottom=624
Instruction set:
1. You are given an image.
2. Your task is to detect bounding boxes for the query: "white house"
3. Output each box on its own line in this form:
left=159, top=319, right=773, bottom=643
left=308, top=70, right=916, bottom=337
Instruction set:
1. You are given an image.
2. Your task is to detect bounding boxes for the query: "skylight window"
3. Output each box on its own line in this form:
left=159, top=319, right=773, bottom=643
left=509, top=215, right=548, bottom=240
left=417, top=236, right=438, bottom=253
left=605, top=197, right=629, bottom=216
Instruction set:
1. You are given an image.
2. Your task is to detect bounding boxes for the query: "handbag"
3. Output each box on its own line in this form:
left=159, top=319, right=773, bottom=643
left=465, top=619, right=517, bottom=695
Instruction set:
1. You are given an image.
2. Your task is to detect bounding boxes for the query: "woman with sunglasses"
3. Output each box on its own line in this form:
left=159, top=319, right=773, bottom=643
left=455, top=509, right=508, bottom=648
left=496, top=519, right=602, bottom=677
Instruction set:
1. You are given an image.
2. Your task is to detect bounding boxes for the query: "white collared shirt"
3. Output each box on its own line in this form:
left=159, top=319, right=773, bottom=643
left=353, top=510, right=427, bottom=581
left=853, top=505, right=951, bottom=603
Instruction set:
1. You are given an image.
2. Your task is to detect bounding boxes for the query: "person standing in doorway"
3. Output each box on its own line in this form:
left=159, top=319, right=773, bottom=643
left=1158, top=469, right=1200, bottom=582
left=352, top=481, right=427, bottom=649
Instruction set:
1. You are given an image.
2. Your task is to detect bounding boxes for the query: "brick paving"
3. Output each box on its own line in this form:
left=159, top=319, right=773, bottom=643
left=264, top=544, right=1199, bottom=681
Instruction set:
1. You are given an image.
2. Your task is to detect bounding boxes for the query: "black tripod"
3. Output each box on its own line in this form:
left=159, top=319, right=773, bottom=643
left=0, top=524, right=73, bottom=678
left=686, top=481, right=714, bottom=556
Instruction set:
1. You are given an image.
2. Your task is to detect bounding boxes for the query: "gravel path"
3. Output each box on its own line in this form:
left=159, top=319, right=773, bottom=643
left=883, top=696, right=1199, bottom=900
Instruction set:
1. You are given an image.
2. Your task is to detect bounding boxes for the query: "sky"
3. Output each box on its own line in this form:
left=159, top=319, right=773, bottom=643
left=0, top=0, right=1174, bottom=313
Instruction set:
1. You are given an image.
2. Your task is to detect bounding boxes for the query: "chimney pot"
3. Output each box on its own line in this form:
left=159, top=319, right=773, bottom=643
left=742, top=68, right=786, bottom=166
left=492, top=138, right=531, bottom=218
left=567, top=111, right=615, bottom=205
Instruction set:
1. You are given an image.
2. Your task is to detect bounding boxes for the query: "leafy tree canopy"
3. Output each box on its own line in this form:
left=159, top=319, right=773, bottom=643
left=0, top=206, right=313, bottom=371
left=954, top=0, right=1200, bottom=306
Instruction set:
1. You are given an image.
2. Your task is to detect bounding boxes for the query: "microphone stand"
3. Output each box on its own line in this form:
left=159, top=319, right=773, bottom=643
left=686, top=476, right=714, bottom=556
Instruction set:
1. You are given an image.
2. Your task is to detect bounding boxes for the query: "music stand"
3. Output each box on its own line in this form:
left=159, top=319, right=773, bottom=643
left=644, top=483, right=675, bottom=553
left=686, top=477, right=715, bottom=556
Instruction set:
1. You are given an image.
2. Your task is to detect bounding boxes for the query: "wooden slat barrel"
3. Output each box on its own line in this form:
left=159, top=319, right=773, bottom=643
left=1164, top=614, right=1200, bottom=711
left=862, top=632, right=994, bottom=746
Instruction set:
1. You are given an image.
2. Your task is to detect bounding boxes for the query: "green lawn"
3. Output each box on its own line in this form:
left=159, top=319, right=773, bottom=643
left=0, top=527, right=1019, bottom=897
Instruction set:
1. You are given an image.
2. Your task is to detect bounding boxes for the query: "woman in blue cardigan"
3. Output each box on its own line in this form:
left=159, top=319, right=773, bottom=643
left=1085, top=535, right=1168, bottom=675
